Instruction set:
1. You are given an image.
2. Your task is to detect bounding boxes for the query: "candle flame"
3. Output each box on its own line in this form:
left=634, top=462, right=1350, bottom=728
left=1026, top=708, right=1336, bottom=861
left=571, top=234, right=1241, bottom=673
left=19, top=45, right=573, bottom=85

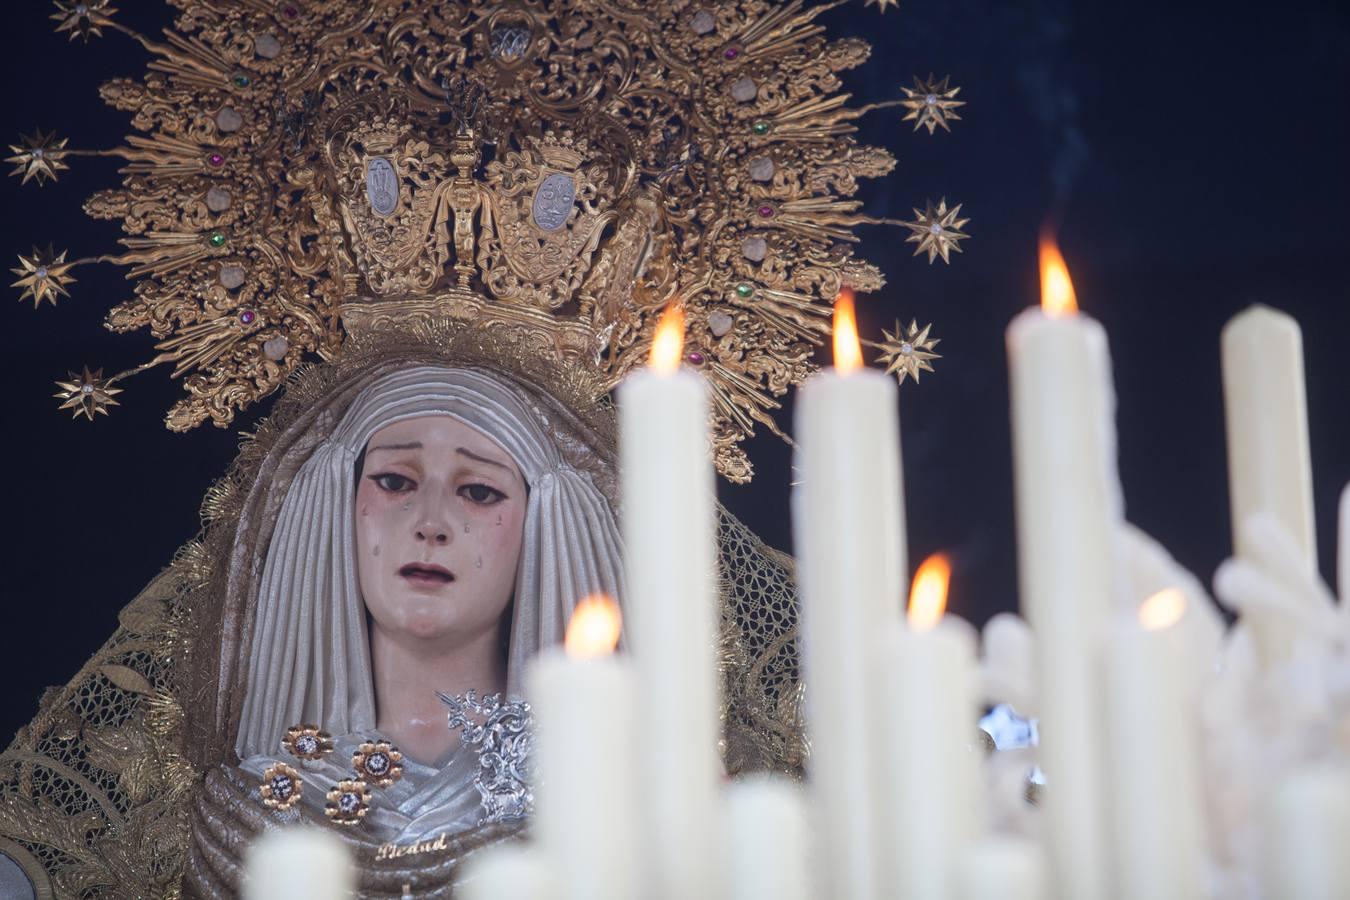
left=832, top=288, right=864, bottom=374
left=649, top=304, right=685, bottom=374
left=1038, top=233, right=1078, bottom=317
left=565, top=594, right=622, bottom=658
left=1139, top=588, right=1186, bottom=631
left=907, top=553, right=951, bottom=632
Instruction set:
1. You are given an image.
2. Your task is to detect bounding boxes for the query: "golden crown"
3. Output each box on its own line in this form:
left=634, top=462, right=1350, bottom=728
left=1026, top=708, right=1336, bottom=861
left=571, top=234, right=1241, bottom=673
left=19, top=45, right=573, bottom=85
left=12, top=0, right=967, bottom=481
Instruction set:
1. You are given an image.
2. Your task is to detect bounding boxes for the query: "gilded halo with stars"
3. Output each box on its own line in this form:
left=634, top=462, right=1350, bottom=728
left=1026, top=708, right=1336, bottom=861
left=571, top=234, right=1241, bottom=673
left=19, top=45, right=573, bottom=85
left=51, top=0, right=116, bottom=42
left=864, top=0, right=900, bottom=12
left=870, top=319, right=942, bottom=384
left=900, top=74, right=965, bottom=135
left=53, top=366, right=124, bottom=421
left=6, top=129, right=71, bottom=186
left=11, top=246, right=77, bottom=307
left=903, top=198, right=970, bottom=264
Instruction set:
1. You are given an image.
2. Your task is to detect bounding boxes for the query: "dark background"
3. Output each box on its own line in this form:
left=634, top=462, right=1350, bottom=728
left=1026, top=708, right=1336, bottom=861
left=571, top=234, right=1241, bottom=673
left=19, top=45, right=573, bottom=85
left=2, top=0, right=1348, bottom=741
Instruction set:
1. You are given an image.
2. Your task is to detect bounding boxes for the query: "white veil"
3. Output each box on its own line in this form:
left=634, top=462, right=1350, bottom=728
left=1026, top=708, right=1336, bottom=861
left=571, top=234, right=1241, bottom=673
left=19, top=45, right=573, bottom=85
left=234, top=366, right=626, bottom=758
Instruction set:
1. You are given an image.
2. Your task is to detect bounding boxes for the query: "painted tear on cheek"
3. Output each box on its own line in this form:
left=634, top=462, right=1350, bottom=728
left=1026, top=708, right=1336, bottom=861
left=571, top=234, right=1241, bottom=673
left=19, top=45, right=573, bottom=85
left=475, top=555, right=482, bottom=569
left=372, top=544, right=381, bottom=557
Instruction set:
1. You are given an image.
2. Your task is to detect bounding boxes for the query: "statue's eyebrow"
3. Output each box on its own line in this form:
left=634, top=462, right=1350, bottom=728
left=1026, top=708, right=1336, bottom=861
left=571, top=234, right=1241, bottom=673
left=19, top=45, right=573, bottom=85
left=367, top=442, right=513, bottom=474
left=456, top=447, right=513, bottom=473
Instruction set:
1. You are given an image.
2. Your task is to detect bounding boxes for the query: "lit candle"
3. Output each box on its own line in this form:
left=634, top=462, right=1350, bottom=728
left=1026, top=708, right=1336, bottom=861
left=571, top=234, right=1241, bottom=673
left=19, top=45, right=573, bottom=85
left=1265, top=763, right=1350, bottom=899
left=723, top=775, right=810, bottom=900
left=617, top=305, right=724, bottom=900
left=458, top=843, right=558, bottom=900
left=956, top=836, right=1049, bottom=900
left=1005, top=237, right=1114, bottom=899
left=878, top=553, right=982, bottom=899
left=1104, top=589, right=1208, bottom=900
left=792, top=289, right=906, bottom=899
left=242, top=828, right=354, bottom=900
left=1221, top=305, right=1317, bottom=663
left=527, top=595, right=638, bottom=900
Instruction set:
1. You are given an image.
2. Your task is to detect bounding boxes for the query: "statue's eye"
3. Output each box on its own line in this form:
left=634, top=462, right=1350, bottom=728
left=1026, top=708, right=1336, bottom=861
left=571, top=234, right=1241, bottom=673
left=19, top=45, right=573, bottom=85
left=370, top=473, right=414, bottom=493
left=460, top=483, right=505, bottom=505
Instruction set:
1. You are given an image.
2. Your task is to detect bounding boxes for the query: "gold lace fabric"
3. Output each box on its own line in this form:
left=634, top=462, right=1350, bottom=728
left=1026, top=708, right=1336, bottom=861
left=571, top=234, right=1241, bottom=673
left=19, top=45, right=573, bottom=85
left=0, top=334, right=804, bottom=898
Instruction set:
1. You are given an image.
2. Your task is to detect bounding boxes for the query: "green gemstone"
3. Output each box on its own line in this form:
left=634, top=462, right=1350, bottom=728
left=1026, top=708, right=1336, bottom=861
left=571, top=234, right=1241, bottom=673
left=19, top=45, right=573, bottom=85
left=751, top=122, right=770, bottom=135
left=233, top=74, right=251, bottom=88
left=208, top=232, right=227, bottom=247
left=735, top=283, right=754, bottom=298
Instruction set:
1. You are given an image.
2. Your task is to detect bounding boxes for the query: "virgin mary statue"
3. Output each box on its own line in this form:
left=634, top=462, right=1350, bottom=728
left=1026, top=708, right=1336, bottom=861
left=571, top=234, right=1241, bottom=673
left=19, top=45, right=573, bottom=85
left=0, top=0, right=929, bottom=895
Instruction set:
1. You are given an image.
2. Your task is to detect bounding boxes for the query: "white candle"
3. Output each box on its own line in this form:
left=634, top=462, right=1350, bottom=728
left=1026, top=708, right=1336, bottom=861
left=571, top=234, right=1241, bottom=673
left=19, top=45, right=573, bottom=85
left=792, top=291, right=905, bottom=900
left=1221, top=305, right=1317, bottom=662
left=242, top=827, right=354, bottom=900
left=956, top=836, right=1049, bottom=900
left=1005, top=240, right=1114, bottom=899
left=458, top=844, right=558, bottom=900
left=723, top=775, right=810, bottom=900
left=1265, top=763, right=1350, bottom=899
left=617, top=306, right=724, bottom=900
left=527, top=596, right=638, bottom=900
left=878, top=554, right=982, bottom=899
left=1104, top=589, right=1208, bottom=900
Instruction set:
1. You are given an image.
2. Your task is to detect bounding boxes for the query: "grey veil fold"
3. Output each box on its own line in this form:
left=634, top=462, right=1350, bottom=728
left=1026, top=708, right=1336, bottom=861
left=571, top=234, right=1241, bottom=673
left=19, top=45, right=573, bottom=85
left=234, top=366, right=626, bottom=759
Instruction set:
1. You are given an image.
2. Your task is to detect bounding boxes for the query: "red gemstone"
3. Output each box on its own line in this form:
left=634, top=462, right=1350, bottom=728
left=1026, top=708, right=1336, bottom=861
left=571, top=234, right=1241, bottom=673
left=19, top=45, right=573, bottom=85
left=723, top=47, right=739, bottom=60
left=687, top=351, right=705, bottom=365
left=757, top=205, right=775, bottom=217
left=282, top=4, right=299, bottom=18
left=239, top=309, right=255, bottom=325
left=208, top=153, right=225, bottom=167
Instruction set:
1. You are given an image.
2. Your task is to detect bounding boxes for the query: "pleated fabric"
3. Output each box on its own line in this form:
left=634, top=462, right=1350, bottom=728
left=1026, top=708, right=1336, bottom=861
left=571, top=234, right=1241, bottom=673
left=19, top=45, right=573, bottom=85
left=235, top=367, right=626, bottom=758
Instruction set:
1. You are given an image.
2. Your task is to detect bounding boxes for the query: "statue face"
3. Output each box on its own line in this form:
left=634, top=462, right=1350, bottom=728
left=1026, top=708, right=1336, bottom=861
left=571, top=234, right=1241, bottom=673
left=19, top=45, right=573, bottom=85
left=355, top=415, right=527, bottom=648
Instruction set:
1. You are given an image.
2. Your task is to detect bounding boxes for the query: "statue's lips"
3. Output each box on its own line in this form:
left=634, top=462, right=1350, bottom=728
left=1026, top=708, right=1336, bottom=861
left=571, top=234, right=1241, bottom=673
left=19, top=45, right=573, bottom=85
left=398, top=563, right=455, bottom=588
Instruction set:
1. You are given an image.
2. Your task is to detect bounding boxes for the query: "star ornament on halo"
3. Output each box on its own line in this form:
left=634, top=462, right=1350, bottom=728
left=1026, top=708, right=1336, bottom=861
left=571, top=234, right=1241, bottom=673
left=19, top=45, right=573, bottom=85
left=903, top=198, right=970, bottom=264
left=7, top=130, right=72, bottom=186
left=51, top=0, right=117, bottom=42
left=864, top=0, right=900, bottom=12
left=874, top=320, right=941, bottom=385
left=11, top=246, right=77, bottom=307
left=900, top=74, right=965, bottom=135
left=54, top=366, right=123, bottom=421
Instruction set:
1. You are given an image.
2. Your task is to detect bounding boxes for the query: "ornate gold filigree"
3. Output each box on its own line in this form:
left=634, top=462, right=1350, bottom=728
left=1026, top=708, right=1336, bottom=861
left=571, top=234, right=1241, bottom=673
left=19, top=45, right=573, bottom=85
left=18, top=0, right=965, bottom=483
